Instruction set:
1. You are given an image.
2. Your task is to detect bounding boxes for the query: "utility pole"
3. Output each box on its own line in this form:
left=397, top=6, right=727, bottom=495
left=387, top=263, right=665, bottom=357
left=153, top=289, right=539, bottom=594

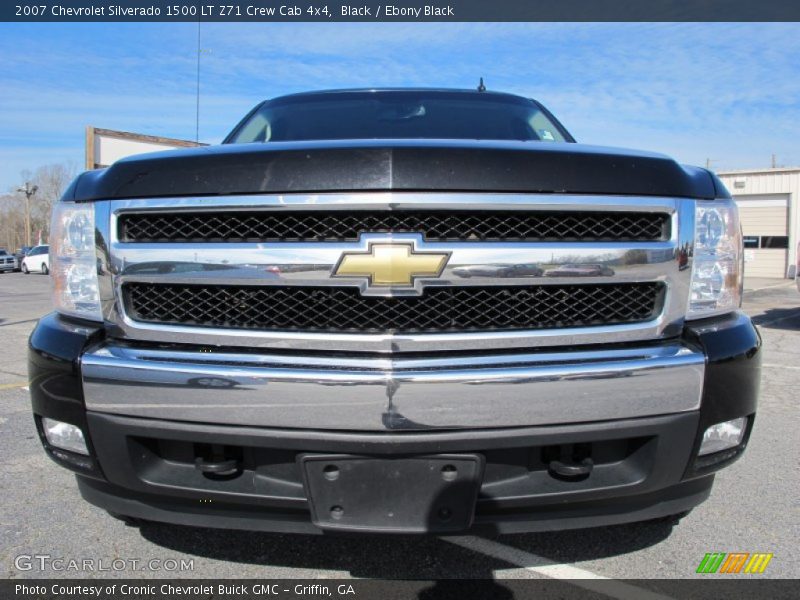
left=771, top=154, right=777, bottom=169
left=16, top=182, right=37, bottom=248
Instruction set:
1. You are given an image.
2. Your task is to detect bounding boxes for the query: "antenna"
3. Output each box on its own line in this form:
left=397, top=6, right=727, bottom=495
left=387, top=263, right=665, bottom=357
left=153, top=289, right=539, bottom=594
left=477, top=77, right=486, bottom=92
left=195, top=22, right=201, bottom=142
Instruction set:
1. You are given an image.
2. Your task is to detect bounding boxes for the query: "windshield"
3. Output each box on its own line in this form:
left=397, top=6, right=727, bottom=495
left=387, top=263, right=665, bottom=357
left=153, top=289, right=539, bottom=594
left=227, top=91, right=571, bottom=144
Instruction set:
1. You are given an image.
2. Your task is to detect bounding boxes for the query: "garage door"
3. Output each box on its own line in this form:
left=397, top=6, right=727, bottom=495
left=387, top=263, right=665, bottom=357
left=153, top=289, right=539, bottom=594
left=735, top=195, right=789, bottom=278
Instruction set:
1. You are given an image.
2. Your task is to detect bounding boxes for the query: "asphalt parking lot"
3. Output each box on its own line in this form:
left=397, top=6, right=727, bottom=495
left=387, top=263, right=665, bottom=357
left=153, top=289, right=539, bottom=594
left=0, top=271, right=798, bottom=581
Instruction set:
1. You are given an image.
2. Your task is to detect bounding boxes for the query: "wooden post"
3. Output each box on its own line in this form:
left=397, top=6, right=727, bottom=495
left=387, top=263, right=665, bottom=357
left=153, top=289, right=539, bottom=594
left=85, top=125, right=96, bottom=170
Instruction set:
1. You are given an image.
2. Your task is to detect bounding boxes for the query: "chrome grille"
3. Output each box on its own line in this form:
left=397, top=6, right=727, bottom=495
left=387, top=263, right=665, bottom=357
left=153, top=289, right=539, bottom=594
left=119, top=210, right=670, bottom=243
left=124, top=282, right=665, bottom=334
left=99, top=193, right=691, bottom=353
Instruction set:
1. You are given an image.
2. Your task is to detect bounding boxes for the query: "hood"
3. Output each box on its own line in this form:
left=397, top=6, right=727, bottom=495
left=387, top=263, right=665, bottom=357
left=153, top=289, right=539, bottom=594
left=69, top=139, right=720, bottom=201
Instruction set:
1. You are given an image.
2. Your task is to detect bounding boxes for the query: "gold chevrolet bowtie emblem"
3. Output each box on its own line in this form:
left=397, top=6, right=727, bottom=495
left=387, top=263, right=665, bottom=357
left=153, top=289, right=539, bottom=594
left=333, top=242, right=450, bottom=287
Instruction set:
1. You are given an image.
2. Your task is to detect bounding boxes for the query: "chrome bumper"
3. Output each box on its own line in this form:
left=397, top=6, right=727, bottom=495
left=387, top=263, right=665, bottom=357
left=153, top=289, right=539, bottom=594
left=81, top=343, right=705, bottom=431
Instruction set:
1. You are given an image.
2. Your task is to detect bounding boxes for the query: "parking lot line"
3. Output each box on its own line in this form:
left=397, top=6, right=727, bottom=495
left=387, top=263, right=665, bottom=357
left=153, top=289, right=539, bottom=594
left=441, top=536, right=674, bottom=599
left=744, top=280, right=795, bottom=292
left=0, top=381, right=28, bottom=390
left=0, top=318, right=39, bottom=328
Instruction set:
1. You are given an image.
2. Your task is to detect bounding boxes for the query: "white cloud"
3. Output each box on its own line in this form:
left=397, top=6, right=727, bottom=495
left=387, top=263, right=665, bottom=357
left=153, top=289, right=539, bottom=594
left=0, top=22, right=798, bottom=187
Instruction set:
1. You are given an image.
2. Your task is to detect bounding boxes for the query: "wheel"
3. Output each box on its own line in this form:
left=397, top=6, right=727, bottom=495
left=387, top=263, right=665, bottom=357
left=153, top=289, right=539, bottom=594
left=41, top=263, right=48, bottom=275
left=22, top=263, right=29, bottom=274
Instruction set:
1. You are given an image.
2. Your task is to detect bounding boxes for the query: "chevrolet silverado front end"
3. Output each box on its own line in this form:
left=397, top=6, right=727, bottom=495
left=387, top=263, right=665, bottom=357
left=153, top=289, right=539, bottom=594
left=29, top=89, right=760, bottom=534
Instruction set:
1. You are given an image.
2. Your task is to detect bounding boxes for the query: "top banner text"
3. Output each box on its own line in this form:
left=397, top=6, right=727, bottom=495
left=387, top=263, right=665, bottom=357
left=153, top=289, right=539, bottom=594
left=5, top=0, right=800, bottom=22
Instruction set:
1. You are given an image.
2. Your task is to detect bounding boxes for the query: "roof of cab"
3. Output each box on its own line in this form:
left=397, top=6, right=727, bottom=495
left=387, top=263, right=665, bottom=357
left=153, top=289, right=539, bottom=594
left=263, top=87, right=536, bottom=105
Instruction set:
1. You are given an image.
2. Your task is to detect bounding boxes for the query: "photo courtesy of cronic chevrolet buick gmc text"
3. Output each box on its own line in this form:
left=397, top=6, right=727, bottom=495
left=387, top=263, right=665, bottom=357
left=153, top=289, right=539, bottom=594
left=29, top=88, right=760, bottom=535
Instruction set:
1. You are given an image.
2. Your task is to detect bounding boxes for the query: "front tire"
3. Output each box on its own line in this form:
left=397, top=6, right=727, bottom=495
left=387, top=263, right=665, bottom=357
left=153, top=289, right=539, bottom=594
left=41, top=263, right=49, bottom=275
left=22, top=263, right=29, bottom=274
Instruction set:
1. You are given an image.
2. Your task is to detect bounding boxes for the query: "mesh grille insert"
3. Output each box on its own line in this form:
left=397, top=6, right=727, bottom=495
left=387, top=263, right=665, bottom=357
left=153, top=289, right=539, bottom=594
left=124, top=283, right=665, bottom=334
left=119, top=211, right=670, bottom=243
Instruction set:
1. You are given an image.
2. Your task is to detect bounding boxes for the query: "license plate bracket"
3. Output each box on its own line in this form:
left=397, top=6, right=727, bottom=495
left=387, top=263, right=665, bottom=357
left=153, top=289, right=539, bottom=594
left=300, top=454, right=484, bottom=533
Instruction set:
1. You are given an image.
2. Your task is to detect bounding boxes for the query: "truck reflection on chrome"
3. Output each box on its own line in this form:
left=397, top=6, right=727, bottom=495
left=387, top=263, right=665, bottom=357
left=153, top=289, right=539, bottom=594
left=452, top=263, right=544, bottom=278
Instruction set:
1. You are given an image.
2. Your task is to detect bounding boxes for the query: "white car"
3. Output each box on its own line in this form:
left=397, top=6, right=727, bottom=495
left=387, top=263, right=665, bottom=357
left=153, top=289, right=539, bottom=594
left=0, top=249, right=18, bottom=273
left=21, top=245, right=50, bottom=275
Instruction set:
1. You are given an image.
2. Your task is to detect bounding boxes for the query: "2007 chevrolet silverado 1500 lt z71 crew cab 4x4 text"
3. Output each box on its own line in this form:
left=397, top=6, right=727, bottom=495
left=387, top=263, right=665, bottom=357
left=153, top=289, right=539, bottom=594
left=30, top=88, right=760, bottom=534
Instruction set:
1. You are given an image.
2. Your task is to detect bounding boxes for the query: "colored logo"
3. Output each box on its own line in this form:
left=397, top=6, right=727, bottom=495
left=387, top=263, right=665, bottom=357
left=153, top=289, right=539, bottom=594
left=696, top=552, right=773, bottom=574
left=333, top=242, right=450, bottom=293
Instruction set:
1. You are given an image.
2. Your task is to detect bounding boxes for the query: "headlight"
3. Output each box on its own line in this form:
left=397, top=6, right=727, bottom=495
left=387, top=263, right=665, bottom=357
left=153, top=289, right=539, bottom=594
left=50, top=202, right=102, bottom=321
left=687, top=199, right=743, bottom=319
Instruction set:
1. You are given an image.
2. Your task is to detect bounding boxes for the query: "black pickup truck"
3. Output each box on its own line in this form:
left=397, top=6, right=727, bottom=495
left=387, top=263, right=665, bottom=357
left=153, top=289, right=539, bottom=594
left=30, top=88, right=759, bottom=534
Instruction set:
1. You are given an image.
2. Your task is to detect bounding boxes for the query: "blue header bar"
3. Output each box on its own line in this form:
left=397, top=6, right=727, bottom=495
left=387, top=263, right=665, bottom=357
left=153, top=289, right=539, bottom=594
left=5, top=1, right=800, bottom=22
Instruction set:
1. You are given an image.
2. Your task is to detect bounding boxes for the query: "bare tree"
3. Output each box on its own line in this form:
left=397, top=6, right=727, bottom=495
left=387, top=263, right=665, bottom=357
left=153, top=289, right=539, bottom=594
left=0, top=194, right=24, bottom=251
left=30, top=162, right=77, bottom=243
left=2, top=162, right=77, bottom=249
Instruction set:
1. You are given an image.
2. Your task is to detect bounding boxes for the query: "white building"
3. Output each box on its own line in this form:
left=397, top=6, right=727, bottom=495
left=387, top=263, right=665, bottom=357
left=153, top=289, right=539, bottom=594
left=717, top=167, right=799, bottom=278
left=85, top=126, right=204, bottom=170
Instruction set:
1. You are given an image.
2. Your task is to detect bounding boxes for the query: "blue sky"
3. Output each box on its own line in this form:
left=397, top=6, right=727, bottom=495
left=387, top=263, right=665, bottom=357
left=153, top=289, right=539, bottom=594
left=1, top=22, right=799, bottom=190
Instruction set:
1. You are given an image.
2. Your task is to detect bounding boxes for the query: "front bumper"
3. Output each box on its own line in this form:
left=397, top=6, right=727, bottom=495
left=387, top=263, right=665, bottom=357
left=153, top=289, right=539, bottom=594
left=29, top=311, right=761, bottom=534
left=77, top=411, right=713, bottom=535
left=79, top=343, right=705, bottom=431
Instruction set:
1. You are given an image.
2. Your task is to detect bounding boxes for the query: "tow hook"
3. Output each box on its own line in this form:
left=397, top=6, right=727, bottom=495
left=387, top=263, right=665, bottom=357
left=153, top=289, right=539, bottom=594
left=548, top=443, right=594, bottom=480
left=194, top=444, right=240, bottom=476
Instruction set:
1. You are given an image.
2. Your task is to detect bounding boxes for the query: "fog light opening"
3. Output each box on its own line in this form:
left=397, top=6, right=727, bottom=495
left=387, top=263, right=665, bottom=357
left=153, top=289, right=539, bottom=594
left=42, top=418, right=89, bottom=455
left=49, top=448, right=96, bottom=471
left=698, top=417, right=747, bottom=457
